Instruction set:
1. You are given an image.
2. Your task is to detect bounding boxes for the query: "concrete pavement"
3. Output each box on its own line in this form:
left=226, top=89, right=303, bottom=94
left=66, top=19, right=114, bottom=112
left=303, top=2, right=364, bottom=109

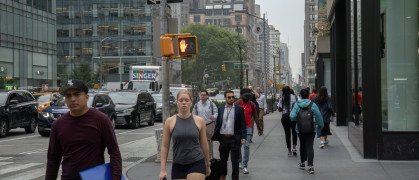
left=125, top=111, right=419, bottom=180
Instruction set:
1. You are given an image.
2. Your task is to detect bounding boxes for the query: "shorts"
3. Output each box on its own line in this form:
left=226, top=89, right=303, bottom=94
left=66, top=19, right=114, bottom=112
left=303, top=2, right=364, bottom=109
left=171, top=158, right=206, bottom=179
left=317, top=122, right=332, bottom=138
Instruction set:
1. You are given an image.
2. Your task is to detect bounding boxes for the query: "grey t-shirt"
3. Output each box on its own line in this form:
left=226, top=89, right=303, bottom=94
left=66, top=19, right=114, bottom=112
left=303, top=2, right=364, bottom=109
left=172, top=115, right=204, bottom=164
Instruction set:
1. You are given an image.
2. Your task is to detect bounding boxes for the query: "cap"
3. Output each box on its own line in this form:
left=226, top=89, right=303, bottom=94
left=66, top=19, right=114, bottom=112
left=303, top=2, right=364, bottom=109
left=59, top=79, right=89, bottom=95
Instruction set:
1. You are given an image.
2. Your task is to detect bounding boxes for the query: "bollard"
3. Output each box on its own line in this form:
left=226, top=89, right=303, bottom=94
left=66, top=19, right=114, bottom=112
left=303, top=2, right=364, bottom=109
left=155, top=128, right=173, bottom=162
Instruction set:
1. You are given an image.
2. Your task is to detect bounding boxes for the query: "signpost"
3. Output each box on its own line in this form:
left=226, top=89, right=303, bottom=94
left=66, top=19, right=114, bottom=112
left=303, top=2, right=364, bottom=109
left=233, top=63, right=249, bottom=69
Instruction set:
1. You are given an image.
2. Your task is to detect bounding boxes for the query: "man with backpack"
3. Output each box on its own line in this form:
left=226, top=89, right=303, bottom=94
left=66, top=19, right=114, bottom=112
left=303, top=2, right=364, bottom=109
left=192, top=90, right=218, bottom=158
left=236, top=88, right=259, bottom=174
left=290, top=88, right=324, bottom=174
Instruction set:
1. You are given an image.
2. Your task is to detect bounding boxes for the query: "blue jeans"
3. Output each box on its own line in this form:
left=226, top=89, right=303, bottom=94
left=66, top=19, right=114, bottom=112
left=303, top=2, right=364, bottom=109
left=239, top=127, right=252, bottom=168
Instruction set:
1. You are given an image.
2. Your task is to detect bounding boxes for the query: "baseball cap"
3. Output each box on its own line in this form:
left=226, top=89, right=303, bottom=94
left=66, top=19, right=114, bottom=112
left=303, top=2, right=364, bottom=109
left=59, top=79, right=89, bottom=95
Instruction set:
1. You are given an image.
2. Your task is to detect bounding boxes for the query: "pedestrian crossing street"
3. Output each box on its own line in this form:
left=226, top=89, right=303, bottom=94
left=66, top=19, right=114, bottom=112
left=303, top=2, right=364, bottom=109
left=0, top=159, right=48, bottom=180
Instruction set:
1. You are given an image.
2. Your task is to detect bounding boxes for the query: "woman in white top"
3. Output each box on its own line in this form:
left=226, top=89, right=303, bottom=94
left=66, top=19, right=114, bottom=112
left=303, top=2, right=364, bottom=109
left=277, top=86, right=298, bottom=156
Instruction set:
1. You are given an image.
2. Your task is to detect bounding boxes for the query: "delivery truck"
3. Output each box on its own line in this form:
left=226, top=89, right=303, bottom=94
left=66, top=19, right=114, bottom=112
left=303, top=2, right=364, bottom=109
left=127, top=66, right=162, bottom=92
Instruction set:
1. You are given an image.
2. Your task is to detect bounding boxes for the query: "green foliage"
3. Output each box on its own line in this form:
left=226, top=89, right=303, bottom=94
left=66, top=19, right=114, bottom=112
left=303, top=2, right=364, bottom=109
left=69, top=61, right=102, bottom=88
left=180, top=24, right=247, bottom=89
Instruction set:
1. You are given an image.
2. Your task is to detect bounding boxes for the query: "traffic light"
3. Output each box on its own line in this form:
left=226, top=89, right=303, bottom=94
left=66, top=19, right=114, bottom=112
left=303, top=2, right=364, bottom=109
left=160, top=37, right=174, bottom=57
left=276, top=65, right=279, bottom=71
left=178, top=36, right=198, bottom=55
left=222, top=64, right=226, bottom=72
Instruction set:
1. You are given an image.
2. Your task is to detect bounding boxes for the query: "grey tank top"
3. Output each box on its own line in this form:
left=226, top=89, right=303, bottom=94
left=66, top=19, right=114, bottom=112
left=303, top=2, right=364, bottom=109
left=172, top=115, right=204, bottom=164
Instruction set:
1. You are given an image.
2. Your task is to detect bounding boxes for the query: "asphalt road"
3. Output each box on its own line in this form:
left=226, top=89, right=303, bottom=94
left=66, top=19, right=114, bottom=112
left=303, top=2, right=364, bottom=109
left=0, top=122, right=163, bottom=180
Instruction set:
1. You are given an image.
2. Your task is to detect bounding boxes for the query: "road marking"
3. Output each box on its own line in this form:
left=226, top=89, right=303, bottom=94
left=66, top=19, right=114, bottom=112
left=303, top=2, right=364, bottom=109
left=121, top=133, right=154, bottom=135
left=19, top=148, right=49, bottom=155
left=6, top=167, right=45, bottom=180
left=0, top=135, right=38, bottom=143
left=0, top=162, right=13, bottom=166
left=0, top=163, right=43, bottom=174
left=0, top=157, right=12, bottom=161
left=116, top=125, right=163, bottom=135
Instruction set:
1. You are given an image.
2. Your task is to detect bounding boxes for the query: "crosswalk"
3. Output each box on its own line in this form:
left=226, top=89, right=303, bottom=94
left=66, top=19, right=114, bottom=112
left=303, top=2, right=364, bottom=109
left=0, top=159, right=46, bottom=180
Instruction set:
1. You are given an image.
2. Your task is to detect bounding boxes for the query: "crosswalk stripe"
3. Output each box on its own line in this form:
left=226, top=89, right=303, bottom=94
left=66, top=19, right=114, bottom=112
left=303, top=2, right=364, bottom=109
left=0, top=163, right=43, bottom=174
left=0, top=157, right=12, bottom=161
left=6, top=167, right=46, bottom=180
left=19, top=148, right=49, bottom=155
left=0, top=162, right=13, bottom=166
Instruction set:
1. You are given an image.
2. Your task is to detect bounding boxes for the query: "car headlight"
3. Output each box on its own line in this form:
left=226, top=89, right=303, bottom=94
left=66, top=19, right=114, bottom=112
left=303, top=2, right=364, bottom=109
left=42, top=112, right=50, bottom=118
left=123, top=108, right=135, bottom=113
left=39, top=104, right=46, bottom=108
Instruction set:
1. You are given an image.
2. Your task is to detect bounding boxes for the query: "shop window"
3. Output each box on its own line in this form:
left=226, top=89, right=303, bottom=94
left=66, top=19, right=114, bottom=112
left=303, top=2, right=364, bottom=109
left=380, top=0, right=419, bottom=131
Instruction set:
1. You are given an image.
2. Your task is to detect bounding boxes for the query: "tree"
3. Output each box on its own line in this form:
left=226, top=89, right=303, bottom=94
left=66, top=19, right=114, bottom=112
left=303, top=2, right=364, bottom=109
left=180, top=24, right=247, bottom=89
left=316, top=5, right=330, bottom=37
left=69, top=61, right=103, bottom=88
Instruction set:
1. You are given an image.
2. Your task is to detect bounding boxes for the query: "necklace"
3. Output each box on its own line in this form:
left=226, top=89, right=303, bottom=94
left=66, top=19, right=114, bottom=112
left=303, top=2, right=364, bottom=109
left=242, top=102, right=248, bottom=110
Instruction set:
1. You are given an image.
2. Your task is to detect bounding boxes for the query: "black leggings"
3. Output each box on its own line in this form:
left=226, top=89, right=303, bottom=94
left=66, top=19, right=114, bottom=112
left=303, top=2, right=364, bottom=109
left=281, top=113, right=297, bottom=149
left=298, top=133, right=315, bottom=166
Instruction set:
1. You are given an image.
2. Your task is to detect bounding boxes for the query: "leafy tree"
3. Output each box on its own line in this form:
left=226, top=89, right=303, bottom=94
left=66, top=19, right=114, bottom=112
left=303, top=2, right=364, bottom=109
left=69, top=61, right=103, bottom=88
left=181, top=24, right=247, bottom=89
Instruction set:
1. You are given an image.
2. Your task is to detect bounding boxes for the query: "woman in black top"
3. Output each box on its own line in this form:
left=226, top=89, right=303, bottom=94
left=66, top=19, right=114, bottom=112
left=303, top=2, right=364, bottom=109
left=312, top=86, right=335, bottom=148
left=159, top=90, right=210, bottom=180
left=278, top=86, right=298, bottom=157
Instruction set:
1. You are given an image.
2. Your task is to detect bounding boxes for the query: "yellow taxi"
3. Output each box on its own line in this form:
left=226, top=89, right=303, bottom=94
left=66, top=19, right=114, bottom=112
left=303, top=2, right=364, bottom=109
left=32, top=92, right=61, bottom=113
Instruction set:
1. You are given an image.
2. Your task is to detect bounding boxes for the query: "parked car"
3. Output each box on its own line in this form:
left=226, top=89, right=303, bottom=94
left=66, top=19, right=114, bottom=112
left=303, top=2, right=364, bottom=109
left=32, top=92, right=61, bottom=113
left=151, top=93, right=177, bottom=121
left=0, top=90, right=39, bottom=138
left=38, top=92, right=116, bottom=137
left=108, top=91, right=156, bottom=128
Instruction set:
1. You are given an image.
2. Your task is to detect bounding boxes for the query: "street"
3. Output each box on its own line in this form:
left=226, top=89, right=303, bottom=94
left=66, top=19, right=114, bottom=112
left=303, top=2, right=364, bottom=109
left=0, top=123, right=163, bottom=180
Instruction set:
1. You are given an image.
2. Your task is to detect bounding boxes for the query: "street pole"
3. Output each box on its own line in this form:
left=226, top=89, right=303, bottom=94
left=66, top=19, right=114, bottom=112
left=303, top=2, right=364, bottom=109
left=161, top=0, right=169, bottom=125
left=99, top=37, right=110, bottom=89
left=273, top=55, right=275, bottom=94
left=263, top=13, right=267, bottom=95
left=119, top=56, right=122, bottom=90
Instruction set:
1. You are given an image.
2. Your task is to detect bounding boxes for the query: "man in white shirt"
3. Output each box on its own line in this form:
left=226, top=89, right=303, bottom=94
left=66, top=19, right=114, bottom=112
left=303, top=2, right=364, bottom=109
left=192, top=90, right=218, bottom=157
left=255, top=87, right=267, bottom=132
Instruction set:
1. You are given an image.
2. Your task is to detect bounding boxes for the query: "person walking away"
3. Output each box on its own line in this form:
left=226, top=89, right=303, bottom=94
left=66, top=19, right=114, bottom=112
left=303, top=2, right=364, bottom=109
left=237, top=88, right=259, bottom=174
left=277, top=86, right=298, bottom=157
left=248, top=86, right=261, bottom=141
left=309, top=88, right=317, bottom=100
left=211, top=90, right=246, bottom=180
left=159, top=90, right=210, bottom=180
left=46, top=79, right=122, bottom=180
left=290, top=88, right=324, bottom=174
left=192, top=90, right=218, bottom=158
left=255, top=87, right=267, bottom=135
left=352, top=87, right=363, bottom=125
left=312, top=86, right=335, bottom=148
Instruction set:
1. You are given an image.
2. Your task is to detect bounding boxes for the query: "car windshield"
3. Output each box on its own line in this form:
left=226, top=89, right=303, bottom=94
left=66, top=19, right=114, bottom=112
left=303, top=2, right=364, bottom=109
left=33, top=94, right=51, bottom=102
left=0, top=93, right=8, bottom=105
left=109, top=93, right=137, bottom=105
left=54, top=96, right=94, bottom=107
left=152, top=95, right=162, bottom=103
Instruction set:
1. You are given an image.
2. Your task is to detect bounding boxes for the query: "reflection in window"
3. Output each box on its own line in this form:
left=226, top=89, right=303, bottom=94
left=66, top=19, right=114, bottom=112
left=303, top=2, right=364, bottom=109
left=124, top=7, right=145, bottom=16
left=98, top=25, right=118, bottom=36
left=124, top=24, right=145, bottom=35
left=103, top=63, right=119, bottom=74
left=75, top=28, right=92, bottom=37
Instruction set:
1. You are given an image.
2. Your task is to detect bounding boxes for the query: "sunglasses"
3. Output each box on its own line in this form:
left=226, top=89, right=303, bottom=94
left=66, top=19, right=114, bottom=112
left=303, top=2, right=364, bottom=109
left=226, top=96, right=235, bottom=99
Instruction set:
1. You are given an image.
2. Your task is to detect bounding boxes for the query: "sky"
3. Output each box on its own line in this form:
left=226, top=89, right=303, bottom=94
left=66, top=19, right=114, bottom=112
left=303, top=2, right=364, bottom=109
left=255, top=0, right=305, bottom=81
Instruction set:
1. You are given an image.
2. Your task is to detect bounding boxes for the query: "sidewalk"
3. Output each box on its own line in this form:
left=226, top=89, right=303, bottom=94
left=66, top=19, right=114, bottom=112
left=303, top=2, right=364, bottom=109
left=126, top=111, right=419, bottom=180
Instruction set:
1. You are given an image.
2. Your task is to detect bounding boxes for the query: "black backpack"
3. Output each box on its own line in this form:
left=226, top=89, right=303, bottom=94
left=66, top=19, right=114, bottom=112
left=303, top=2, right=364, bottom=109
left=297, top=101, right=315, bottom=134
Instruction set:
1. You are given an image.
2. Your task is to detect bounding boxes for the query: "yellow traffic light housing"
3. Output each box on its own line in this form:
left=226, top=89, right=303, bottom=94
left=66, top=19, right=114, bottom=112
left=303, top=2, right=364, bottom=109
left=160, top=37, right=174, bottom=57
left=222, top=64, right=226, bottom=72
left=276, top=65, right=279, bottom=71
left=178, top=36, right=198, bottom=55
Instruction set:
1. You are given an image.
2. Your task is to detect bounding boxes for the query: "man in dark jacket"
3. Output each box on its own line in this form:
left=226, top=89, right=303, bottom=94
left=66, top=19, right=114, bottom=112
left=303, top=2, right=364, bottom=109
left=212, top=90, right=246, bottom=180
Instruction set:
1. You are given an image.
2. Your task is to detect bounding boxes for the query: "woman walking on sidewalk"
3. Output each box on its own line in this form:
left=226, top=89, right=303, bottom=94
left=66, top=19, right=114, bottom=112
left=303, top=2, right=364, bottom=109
left=290, top=88, right=324, bottom=174
left=312, top=86, right=335, bottom=148
left=277, top=86, right=299, bottom=157
left=159, top=90, right=210, bottom=180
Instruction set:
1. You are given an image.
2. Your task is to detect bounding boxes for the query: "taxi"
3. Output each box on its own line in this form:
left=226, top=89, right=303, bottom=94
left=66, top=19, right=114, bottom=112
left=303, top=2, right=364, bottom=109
left=32, top=92, right=61, bottom=113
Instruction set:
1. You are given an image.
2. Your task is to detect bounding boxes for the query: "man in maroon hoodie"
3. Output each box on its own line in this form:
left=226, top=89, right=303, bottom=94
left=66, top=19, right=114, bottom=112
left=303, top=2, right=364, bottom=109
left=45, top=79, right=122, bottom=180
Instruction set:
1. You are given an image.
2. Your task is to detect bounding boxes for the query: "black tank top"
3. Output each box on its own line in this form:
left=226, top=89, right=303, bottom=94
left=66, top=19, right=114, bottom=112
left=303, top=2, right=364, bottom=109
left=172, top=115, right=204, bottom=164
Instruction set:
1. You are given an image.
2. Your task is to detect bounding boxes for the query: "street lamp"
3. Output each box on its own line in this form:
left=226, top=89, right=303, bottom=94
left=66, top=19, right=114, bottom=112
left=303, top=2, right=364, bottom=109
left=99, top=37, right=111, bottom=89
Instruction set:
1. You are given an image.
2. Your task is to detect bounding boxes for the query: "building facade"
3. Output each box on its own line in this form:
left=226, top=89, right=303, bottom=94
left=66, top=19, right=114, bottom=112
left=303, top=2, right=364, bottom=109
left=304, top=0, right=318, bottom=88
left=327, top=0, right=419, bottom=160
left=0, top=0, right=57, bottom=91
left=56, top=0, right=154, bottom=88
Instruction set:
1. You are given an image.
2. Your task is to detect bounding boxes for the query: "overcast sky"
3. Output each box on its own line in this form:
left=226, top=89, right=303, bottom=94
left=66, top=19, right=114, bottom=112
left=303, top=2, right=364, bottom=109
left=255, top=0, right=305, bottom=81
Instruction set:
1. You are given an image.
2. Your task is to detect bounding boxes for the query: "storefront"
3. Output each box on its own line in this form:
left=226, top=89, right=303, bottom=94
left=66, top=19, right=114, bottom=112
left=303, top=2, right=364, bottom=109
left=328, top=0, right=419, bottom=160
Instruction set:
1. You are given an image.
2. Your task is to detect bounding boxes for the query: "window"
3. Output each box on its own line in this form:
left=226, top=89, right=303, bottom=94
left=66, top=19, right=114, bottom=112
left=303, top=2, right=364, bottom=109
left=205, top=19, right=212, bottom=25
left=235, top=14, right=242, bottom=22
left=194, top=15, right=200, bottom=22
left=223, top=19, right=231, bottom=25
left=57, top=30, right=69, bottom=37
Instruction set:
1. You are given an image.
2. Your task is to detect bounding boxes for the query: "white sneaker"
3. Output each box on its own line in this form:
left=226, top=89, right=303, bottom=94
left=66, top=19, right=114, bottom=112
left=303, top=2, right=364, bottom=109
left=243, top=168, right=249, bottom=174
left=319, top=143, right=325, bottom=149
left=239, top=162, right=243, bottom=169
left=325, top=140, right=329, bottom=145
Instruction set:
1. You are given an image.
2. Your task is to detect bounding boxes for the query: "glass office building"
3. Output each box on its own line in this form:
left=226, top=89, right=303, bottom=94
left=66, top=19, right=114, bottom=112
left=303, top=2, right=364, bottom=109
left=56, top=0, right=153, bottom=86
left=0, top=0, right=56, bottom=91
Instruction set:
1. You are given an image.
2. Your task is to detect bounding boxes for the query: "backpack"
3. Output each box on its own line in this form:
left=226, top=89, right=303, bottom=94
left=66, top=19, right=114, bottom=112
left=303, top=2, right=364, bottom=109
left=194, top=100, right=214, bottom=115
left=235, top=99, right=256, bottom=114
left=296, top=101, right=315, bottom=134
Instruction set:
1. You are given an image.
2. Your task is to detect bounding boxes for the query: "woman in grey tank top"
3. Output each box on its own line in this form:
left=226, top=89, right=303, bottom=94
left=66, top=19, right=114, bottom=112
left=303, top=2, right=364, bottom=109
left=159, top=90, right=210, bottom=180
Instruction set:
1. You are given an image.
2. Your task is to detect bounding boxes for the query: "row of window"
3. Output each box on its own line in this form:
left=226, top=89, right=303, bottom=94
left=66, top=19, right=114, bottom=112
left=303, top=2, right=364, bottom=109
left=57, top=24, right=147, bottom=37
left=57, top=6, right=147, bottom=19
